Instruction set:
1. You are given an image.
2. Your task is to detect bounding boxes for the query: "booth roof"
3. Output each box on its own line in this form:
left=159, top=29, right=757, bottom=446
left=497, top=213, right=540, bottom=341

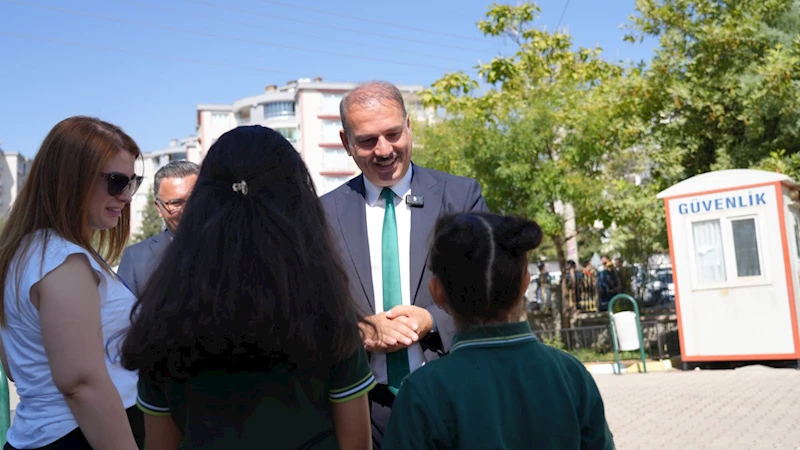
left=656, top=169, right=798, bottom=199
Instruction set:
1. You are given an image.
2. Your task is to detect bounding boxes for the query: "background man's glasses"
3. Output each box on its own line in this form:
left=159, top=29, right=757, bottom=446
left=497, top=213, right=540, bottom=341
left=156, top=198, right=187, bottom=214
left=100, top=172, right=143, bottom=197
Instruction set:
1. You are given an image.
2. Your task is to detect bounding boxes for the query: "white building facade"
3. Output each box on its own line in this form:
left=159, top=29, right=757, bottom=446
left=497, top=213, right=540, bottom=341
left=0, top=142, right=32, bottom=217
left=197, top=77, right=431, bottom=195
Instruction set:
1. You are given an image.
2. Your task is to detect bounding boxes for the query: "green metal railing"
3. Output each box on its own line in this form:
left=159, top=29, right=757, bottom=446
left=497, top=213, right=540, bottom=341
left=608, top=294, right=647, bottom=375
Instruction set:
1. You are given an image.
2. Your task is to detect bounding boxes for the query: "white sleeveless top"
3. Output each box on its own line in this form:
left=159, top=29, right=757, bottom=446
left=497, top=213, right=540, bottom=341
left=0, top=231, right=138, bottom=448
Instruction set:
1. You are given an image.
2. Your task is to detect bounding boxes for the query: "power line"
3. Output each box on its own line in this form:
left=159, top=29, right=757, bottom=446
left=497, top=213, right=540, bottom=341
left=555, top=0, right=571, bottom=31
left=0, top=32, right=294, bottom=75
left=253, top=0, right=488, bottom=44
left=184, top=0, right=483, bottom=54
left=122, top=0, right=465, bottom=64
left=3, top=0, right=455, bottom=71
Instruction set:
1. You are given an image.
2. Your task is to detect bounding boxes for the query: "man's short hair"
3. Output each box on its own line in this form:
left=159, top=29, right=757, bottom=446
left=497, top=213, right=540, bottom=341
left=339, top=81, right=407, bottom=141
left=153, top=160, right=200, bottom=197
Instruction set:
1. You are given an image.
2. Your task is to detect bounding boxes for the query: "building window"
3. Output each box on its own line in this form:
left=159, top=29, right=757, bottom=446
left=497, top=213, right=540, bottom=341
left=263, top=101, right=295, bottom=119
left=275, top=127, right=298, bottom=142
left=731, top=218, right=761, bottom=277
left=321, top=93, right=344, bottom=114
left=210, top=112, right=229, bottom=127
left=169, top=152, right=187, bottom=162
left=321, top=120, right=341, bottom=143
left=323, top=149, right=350, bottom=171
left=792, top=209, right=800, bottom=260
left=323, top=175, right=351, bottom=193
left=692, top=219, right=727, bottom=284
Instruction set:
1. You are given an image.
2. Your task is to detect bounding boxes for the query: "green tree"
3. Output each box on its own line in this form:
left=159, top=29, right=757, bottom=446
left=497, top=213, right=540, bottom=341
left=600, top=0, right=800, bottom=269
left=134, top=188, right=163, bottom=243
left=623, top=0, right=800, bottom=183
left=415, top=2, right=626, bottom=327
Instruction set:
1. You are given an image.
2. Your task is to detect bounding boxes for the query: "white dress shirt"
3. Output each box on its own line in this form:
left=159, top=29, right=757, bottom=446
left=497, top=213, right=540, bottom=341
left=364, top=166, right=427, bottom=385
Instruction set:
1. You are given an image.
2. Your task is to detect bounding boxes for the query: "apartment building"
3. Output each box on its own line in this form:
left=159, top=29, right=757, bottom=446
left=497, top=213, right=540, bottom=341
left=0, top=142, right=31, bottom=217
left=197, top=77, right=432, bottom=195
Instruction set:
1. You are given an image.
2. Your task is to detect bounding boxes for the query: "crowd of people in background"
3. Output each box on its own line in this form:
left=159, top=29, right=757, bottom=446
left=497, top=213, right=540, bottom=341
left=531, top=255, right=636, bottom=313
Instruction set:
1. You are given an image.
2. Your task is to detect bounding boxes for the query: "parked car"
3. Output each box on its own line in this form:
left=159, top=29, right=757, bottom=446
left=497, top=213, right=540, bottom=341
left=642, top=267, right=674, bottom=305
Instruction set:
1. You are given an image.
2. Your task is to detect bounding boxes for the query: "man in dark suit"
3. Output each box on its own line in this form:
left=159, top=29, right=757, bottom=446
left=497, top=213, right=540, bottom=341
left=320, top=81, right=488, bottom=448
left=118, top=160, right=199, bottom=298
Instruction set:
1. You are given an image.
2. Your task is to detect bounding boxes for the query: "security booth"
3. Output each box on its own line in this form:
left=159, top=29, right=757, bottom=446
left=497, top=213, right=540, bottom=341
left=657, top=169, right=800, bottom=365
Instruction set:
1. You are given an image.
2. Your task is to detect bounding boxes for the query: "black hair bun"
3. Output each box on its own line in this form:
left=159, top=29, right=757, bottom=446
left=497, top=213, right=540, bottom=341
left=496, top=216, right=543, bottom=253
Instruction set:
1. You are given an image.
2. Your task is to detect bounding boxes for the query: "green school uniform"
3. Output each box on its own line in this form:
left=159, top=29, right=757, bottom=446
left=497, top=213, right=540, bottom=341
left=137, top=348, right=375, bottom=450
left=383, top=322, right=615, bottom=450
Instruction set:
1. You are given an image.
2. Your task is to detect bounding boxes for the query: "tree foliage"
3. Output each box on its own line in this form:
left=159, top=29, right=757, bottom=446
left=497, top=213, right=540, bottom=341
left=623, top=0, right=800, bottom=183
left=417, top=3, right=624, bottom=236
left=414, top=0, right=800, bottom=323
left=602, top=0, right=800, bottom=267
left=133, top=188, right=163, bottom=243
left=415, top=3, right=632, bottom=326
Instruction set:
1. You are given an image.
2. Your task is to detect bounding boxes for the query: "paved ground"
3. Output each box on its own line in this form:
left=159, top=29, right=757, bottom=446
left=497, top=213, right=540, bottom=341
left=5, top=365, right=800, bottom=448
left=594, top=365, right=800, bottom=450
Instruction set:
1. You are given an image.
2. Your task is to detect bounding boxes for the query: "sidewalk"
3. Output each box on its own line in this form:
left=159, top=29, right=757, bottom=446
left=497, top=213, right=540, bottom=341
left=593, top=365, right=800, bottom=449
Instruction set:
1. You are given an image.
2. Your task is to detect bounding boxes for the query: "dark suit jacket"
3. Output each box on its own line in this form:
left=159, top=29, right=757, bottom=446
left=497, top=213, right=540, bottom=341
left=117, top=230, right=171, bottom=298
left=320, top=165, right=489, bottom=353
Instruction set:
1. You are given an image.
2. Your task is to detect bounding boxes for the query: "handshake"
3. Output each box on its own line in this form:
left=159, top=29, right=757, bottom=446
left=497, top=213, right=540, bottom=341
left=360, top=305, right=435, bottom=353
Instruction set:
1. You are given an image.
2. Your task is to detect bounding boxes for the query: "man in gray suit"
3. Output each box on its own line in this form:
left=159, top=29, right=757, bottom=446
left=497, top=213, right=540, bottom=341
left=118, top=160, right=199, bottom=298
left=320, top=81, right=488, bottom=448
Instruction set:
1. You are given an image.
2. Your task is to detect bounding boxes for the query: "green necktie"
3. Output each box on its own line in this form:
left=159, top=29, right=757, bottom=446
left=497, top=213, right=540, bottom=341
left=381, top=187, right=410, bottom=394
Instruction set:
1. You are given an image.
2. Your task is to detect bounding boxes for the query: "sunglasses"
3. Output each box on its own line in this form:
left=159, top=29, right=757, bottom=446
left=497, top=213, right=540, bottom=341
left=100, top=172, right=144, bottom=197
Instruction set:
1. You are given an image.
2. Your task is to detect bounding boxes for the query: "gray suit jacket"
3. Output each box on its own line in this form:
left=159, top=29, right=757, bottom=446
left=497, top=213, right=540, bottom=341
left=320, top=165, right=489, bottom=353
left=117, top=230, right=171, bottom=298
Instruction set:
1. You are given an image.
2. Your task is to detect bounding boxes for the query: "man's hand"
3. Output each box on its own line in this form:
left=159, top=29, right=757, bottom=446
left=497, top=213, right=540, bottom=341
left=386, top=305, right=434, bottom=339
left=361, top=313, right=420, bottom=353
left=360, top=306, right=435, bottom=353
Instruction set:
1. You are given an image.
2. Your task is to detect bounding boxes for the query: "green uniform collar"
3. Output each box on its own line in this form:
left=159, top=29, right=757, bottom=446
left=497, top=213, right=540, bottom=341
left=450, top=321, right=537, bottom=353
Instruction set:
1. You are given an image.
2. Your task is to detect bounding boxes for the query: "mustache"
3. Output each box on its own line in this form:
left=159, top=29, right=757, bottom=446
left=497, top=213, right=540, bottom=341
left=375, top=155, right=396, bottom=162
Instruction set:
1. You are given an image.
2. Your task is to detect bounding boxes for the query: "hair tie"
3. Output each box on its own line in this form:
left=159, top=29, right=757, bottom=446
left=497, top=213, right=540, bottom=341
left=232, top=180, right=248, bottom=196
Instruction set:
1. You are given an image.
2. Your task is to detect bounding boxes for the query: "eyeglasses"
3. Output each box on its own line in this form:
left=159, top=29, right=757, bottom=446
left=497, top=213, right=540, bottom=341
left=100, top=172, right=144, bottom=197
left=155, top=198, right=187, bottom=214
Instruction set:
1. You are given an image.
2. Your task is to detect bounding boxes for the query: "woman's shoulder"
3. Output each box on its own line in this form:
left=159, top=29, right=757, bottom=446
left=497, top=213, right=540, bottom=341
left=18, top=230, right=102, bottom=278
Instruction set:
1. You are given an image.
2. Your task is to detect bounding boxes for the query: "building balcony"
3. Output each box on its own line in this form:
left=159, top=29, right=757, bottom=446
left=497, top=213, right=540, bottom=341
left=320, top=170, right=355, bottom=177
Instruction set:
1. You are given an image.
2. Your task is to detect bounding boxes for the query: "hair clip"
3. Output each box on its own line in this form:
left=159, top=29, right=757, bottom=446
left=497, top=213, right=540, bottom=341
left=232, top=180, right=248, bottom=196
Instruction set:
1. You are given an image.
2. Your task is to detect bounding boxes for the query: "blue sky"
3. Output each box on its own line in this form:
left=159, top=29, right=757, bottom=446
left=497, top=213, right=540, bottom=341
left=0, top=0, right=656, bottom=157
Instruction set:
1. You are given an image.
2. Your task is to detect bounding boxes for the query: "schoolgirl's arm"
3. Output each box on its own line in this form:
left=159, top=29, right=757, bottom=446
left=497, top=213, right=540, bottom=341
left=329, top=347, right=376, bottom=450
left=137, top=378, right=181, bottom=450
left=332, top=394, right=371, bottom=450
left=142, top=415, right=181, bottom=450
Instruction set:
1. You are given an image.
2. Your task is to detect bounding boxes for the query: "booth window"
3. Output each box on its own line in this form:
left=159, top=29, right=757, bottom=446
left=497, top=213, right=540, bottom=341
left=692, top=219, right=727, bottom=283
left=792, top=209, right=800, bottom=260
left=731, top=218, right=761, bottom=277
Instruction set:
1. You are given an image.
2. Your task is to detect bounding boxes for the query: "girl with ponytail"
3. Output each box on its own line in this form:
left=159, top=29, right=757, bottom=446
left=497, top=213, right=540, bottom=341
left=382, top=212, right=615, bottom=450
